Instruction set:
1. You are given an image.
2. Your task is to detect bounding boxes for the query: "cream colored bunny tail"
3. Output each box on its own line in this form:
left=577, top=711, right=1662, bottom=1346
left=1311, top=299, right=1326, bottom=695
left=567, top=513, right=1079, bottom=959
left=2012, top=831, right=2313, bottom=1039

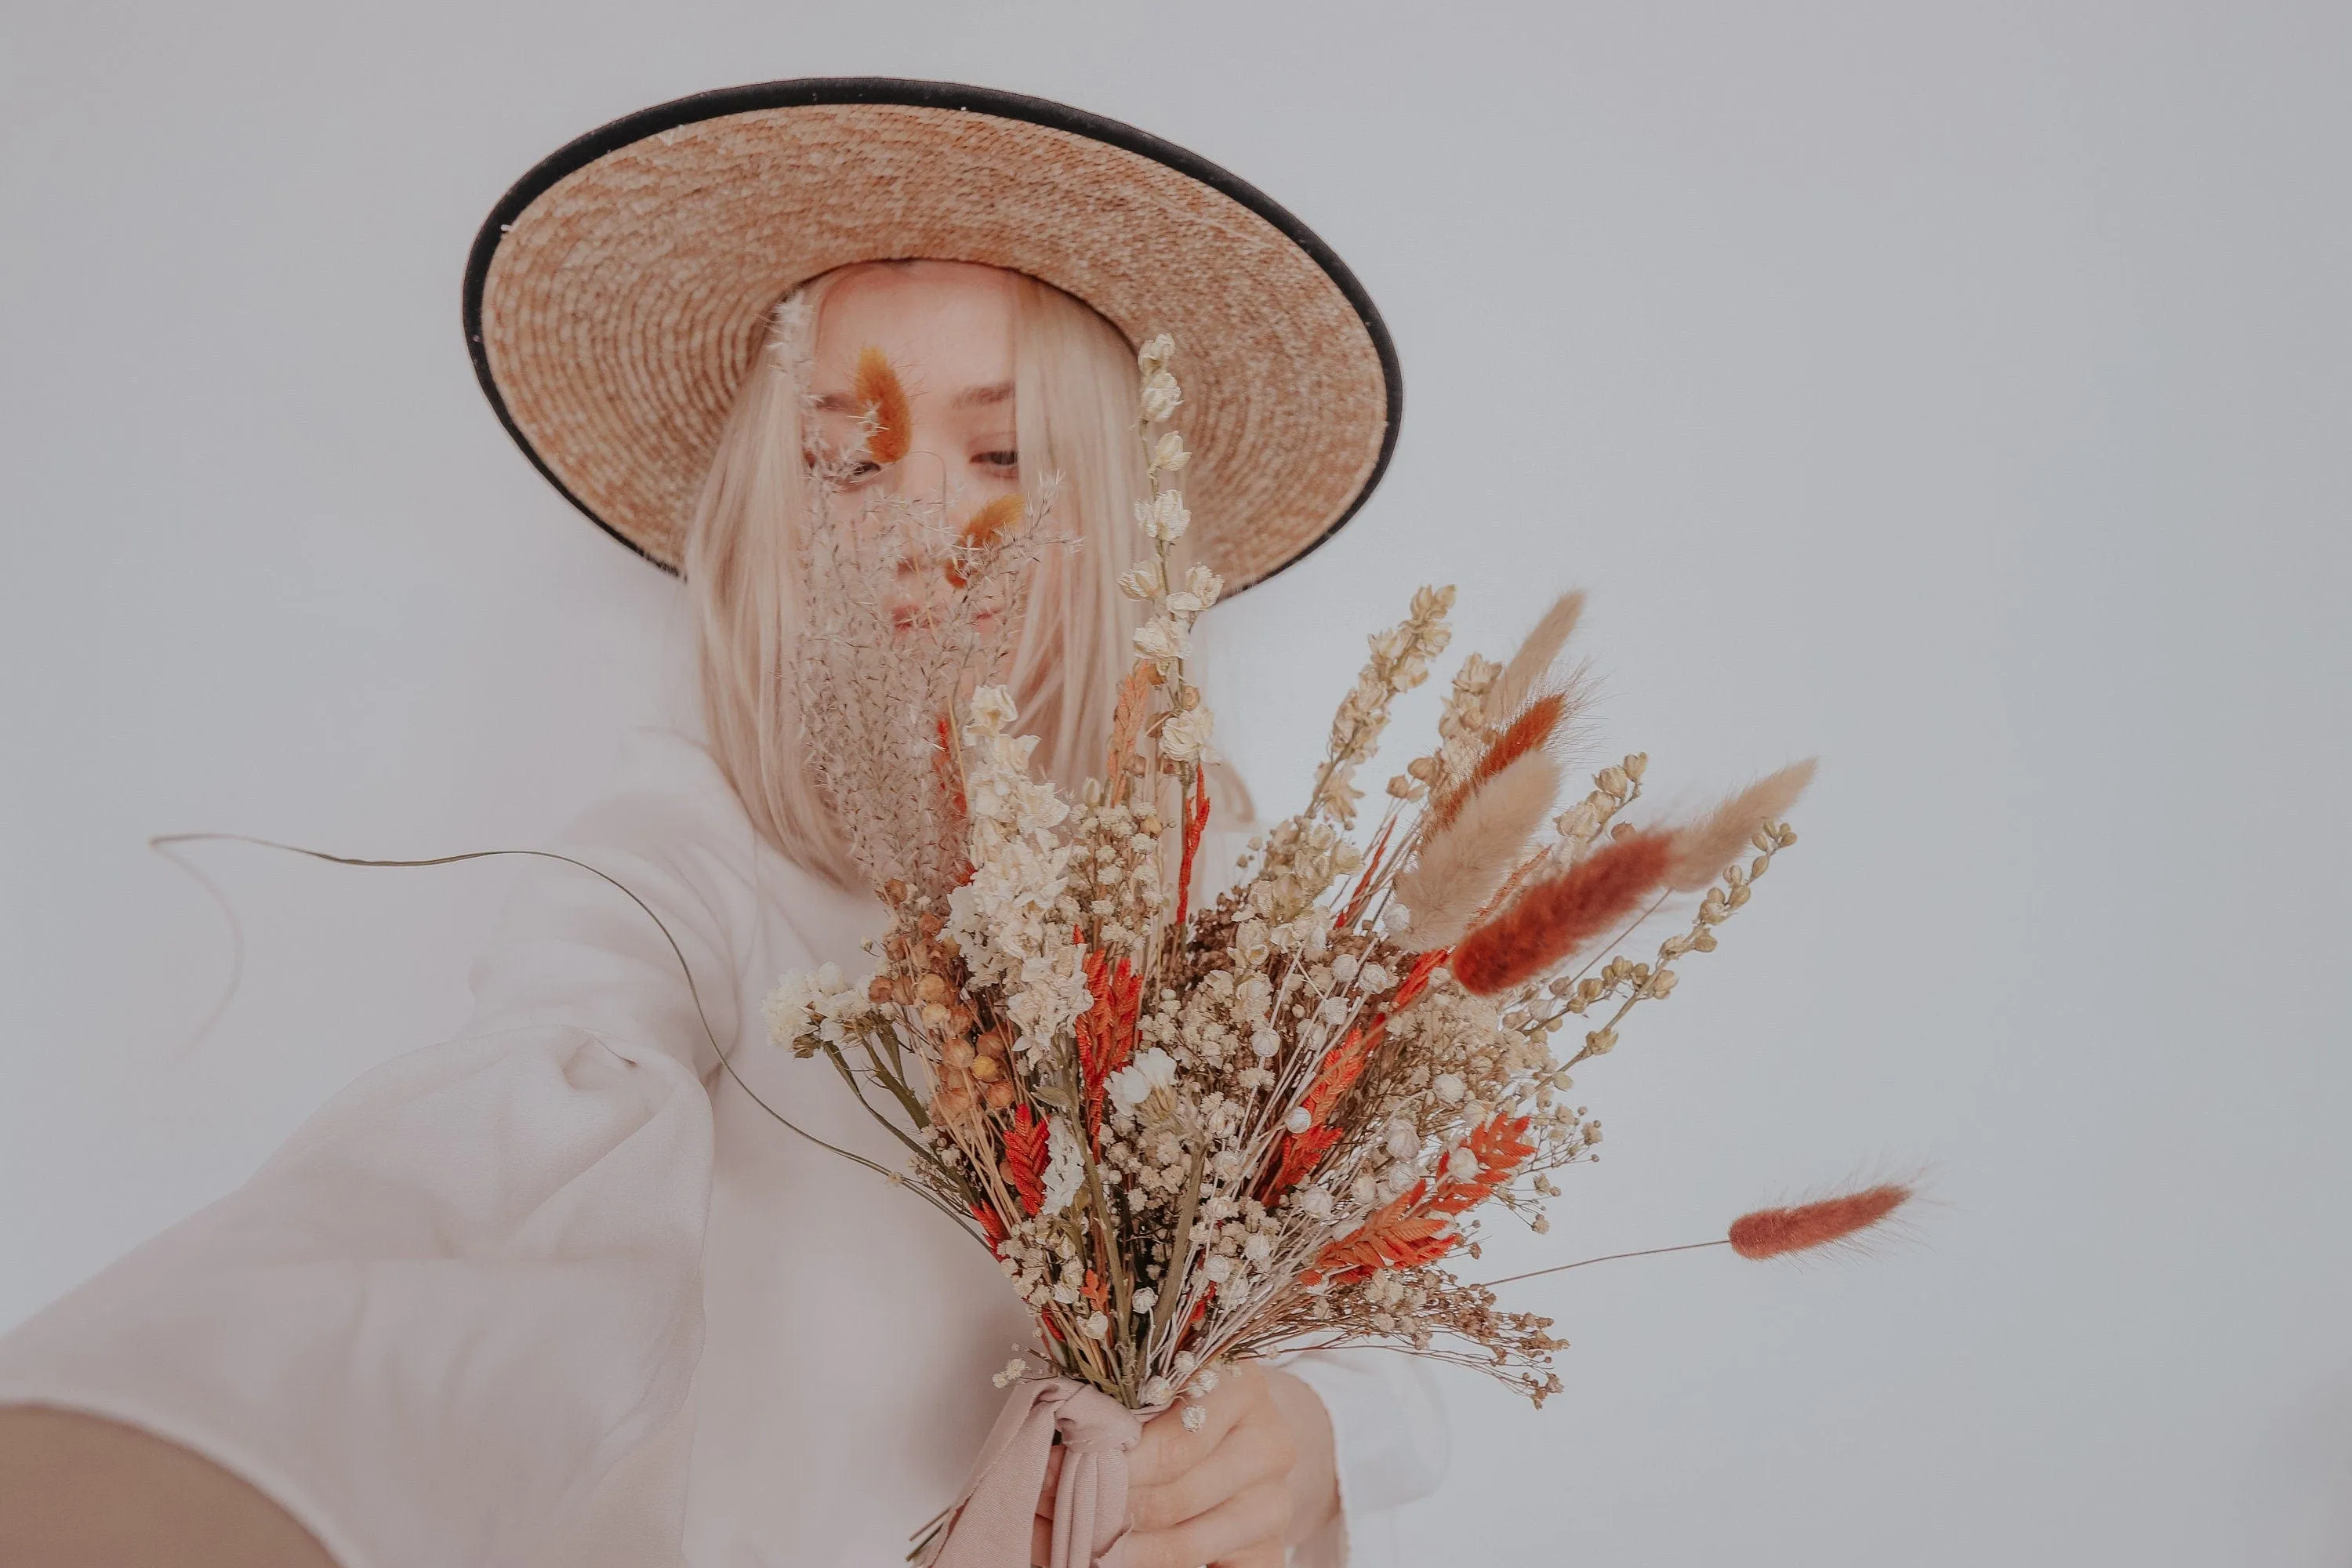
left=1396, top=751, right=1563, bottom=949
left=1485, top=590, right=1587, bottom=725
left=1664, top=760, right=1818, bottom=892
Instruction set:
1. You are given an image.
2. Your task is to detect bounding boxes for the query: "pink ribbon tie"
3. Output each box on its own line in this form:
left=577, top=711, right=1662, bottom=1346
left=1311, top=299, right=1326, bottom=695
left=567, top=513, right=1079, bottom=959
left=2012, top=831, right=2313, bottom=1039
left=930, top=1377, right=1145, bottom=1568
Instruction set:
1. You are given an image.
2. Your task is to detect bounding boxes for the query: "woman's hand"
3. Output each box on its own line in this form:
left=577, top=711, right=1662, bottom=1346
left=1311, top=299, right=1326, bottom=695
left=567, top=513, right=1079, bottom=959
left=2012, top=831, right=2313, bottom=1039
left=1029, top=1364, right=1338, bottom=1567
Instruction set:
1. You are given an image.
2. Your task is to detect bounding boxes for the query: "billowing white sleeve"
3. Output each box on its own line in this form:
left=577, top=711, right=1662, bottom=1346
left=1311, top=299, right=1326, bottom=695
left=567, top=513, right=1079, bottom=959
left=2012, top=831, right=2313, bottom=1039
left=1278, top=1348, right=1450, bottom=1568
left=0, top=781, right=750, bottom=1568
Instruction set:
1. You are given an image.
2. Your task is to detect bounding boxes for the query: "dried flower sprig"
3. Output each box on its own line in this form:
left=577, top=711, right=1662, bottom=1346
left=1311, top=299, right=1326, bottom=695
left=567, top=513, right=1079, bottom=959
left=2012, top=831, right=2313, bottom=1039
left=1309, top=587, right=1454, bottom=829
left=1475, top=1182, right=1916, bottom=1287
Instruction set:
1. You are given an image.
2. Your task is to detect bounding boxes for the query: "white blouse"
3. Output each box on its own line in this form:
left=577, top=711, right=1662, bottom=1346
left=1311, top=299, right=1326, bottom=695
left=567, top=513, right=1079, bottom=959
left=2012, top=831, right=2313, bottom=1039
left=0, top=728, right=1446, bottom=1566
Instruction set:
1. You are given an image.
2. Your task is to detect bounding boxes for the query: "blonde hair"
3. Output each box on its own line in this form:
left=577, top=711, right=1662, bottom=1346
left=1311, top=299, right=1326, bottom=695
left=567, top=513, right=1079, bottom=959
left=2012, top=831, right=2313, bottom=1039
left=685, top=263, right=1207, bottom=889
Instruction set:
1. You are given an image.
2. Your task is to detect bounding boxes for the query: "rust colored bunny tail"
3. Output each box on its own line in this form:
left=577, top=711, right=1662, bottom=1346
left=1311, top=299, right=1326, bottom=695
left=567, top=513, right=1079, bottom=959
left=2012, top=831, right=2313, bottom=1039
left=1728, top=1184, right=1911, bottom=1259
left=961, top=493, right=1024, bottom=548
left=1428, top=691, right=1567, bottom=833
left=853, top=346, right=913, bottom=465
left=943, top=495, right=1026, bottom=588
left=1450, top=829, right=1673, bottom=996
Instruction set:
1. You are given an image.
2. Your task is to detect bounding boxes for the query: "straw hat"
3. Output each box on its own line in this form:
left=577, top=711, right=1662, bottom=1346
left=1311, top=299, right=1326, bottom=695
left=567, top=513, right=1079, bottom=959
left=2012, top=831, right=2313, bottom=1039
left=463, top=78, right=1399, bottom=594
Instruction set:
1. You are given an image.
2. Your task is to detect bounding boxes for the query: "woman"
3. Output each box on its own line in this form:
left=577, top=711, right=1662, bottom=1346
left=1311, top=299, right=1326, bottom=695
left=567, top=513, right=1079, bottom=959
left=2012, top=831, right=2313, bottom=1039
left=0, top=82, right=1443, bottom=1566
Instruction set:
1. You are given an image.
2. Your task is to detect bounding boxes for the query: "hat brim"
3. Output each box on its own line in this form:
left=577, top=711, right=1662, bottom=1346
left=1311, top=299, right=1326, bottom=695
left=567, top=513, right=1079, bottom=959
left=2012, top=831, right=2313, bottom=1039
left=463, top=78, right=1400, bottom=593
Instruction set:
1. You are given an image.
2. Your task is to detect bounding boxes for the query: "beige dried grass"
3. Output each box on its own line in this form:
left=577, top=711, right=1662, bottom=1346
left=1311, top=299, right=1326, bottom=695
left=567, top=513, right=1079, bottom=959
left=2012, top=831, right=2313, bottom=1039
left=1395, top=750, right=1563, bottom=948
left=1484, top=590, right=1587, bottom=726
left=1665, top=760, right=1817, bottom=892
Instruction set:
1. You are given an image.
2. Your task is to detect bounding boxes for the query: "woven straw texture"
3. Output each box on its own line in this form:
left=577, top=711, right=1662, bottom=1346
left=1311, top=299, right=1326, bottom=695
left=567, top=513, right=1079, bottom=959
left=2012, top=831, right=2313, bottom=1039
left=479, top=101, right=1390, bottom=588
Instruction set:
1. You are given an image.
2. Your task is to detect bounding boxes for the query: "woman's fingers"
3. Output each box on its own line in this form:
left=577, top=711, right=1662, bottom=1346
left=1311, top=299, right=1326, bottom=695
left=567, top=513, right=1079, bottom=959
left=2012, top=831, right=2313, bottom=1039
left=1038, top=1441, right=1065, bottom=1504
left=1116, top=1479, right=1290, bottom=1568
left=1030, top=1443, right=1064, bottom=1566
left=1127, top=1364, right=1265, bottom=1489
left=1127, top=1415, right=1294, bottom=1534
left=1120, top=1367, right=1297, bottom=1568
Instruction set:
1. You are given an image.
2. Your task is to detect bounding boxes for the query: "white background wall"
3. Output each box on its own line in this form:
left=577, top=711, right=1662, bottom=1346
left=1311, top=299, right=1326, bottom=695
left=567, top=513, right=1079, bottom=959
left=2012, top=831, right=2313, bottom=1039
left=4, top=3, right=2347, bottom=1563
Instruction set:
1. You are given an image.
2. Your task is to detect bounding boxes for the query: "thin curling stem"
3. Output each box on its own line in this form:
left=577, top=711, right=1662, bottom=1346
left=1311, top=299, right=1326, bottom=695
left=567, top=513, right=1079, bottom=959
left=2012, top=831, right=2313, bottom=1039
left=147, top=832, right=979, bottom=1239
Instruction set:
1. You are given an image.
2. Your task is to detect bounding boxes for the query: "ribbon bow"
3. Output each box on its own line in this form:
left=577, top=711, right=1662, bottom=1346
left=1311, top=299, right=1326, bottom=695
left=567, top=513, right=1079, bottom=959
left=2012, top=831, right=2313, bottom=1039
left=929, top=1376, right=1146, bottom=1568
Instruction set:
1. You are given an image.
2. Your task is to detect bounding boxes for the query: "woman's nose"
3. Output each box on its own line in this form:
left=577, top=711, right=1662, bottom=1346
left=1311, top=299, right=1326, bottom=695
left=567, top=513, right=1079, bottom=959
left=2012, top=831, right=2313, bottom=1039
left=882, top=442, right=950, bottom=503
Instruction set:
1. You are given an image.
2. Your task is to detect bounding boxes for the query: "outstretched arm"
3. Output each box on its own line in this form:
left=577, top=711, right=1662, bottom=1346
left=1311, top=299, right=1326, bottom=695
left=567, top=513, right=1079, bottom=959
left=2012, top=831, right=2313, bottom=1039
left=0, top=744, right=758, bottom=1567
left=0, top=1406, right=335, bottom=1566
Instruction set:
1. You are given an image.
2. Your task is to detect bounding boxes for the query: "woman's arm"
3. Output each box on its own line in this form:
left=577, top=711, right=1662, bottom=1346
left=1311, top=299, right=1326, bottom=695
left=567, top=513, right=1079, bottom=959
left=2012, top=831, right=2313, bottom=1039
left=0, top=740, right=757, bottom=1568
left=0, top=1407, right=334, bottom=1567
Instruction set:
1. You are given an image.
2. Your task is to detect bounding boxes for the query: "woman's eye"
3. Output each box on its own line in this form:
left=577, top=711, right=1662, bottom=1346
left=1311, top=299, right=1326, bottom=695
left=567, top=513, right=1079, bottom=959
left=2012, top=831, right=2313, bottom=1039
left=975, top=449, right=1019, bottom=472
left=801, top=441, right=881, bottom=485
left=811, top=456, right=879, bottom=485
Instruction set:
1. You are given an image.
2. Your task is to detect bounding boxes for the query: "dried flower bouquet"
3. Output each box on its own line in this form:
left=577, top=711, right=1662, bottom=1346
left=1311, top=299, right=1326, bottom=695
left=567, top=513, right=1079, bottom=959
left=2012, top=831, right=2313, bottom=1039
left=762, top=324, right=1842, bottom=1453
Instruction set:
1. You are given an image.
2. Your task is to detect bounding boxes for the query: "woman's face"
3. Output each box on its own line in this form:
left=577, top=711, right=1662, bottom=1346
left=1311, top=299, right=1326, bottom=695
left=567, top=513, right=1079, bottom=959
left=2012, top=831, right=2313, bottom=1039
left=807, top=260, right=1021, bottom=512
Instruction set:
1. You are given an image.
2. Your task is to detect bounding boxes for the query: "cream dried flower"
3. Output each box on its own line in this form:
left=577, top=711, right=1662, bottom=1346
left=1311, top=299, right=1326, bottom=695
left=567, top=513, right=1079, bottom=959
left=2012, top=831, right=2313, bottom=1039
left=1141, top=370, right=1182, bottom=423
left=1135, top=489, right=1191, bottom=543
left=1132, top=616, right=1191, bottom=668
left=762, top=971, right=821, bottom=1053
left=1159, top=706, right=1215, bottom=763
left=1110, top=1047, right=1181, bottom=1123
left=1040, top=1116, right=1087, bottom=1217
